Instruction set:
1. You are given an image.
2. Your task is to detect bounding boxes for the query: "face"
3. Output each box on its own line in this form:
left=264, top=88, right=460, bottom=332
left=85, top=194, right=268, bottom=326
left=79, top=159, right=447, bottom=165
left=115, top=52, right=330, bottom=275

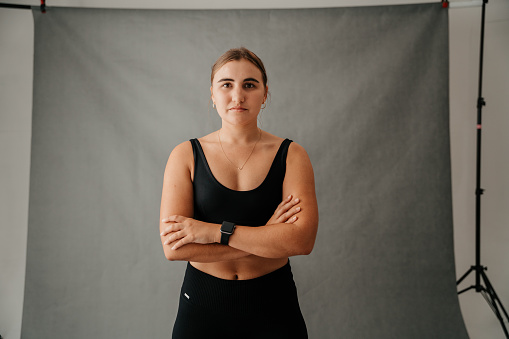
left=210, top=59, right=268, bottom=127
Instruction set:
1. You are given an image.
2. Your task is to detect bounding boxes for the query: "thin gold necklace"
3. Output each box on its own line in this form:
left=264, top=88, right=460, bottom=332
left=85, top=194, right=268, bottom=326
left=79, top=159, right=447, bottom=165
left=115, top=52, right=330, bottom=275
left=218, top=129, right=262, bottom=170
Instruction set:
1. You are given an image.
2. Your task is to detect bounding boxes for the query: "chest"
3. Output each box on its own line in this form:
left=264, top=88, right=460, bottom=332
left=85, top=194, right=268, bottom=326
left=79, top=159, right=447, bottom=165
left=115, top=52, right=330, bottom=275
left=198, top=143, right=280, bottom=191
left=191, top=139, right=289, bottom=226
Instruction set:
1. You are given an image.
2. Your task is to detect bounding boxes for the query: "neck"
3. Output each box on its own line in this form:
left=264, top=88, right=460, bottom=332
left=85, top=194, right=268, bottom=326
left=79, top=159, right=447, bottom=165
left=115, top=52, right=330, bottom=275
left=219, top=122, right=261, bottom=144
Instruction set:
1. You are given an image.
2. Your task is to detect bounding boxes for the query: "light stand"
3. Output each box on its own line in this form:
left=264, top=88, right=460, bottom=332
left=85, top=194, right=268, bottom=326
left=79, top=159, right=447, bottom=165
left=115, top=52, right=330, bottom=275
left=456, top=1, right=509, bottom=338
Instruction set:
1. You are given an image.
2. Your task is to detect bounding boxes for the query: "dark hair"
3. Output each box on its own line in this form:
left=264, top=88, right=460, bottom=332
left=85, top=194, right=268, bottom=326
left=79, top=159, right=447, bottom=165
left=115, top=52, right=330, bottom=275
left=211, top=47, right=268, bottom=88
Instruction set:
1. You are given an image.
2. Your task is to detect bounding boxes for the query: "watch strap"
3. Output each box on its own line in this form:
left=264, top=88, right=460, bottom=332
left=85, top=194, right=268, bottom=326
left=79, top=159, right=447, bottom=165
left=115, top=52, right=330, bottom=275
left=220, top=221, right=236, bottom=245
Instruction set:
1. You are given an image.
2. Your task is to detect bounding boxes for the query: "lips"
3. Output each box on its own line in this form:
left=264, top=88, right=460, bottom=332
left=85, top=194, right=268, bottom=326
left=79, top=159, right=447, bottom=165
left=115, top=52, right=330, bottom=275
left=229, top=106, right=247, bottom=112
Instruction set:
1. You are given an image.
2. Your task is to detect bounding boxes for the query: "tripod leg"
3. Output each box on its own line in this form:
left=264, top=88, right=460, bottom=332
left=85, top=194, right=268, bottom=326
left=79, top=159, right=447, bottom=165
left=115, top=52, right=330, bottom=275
left=481, top=270, right=509, bottom=320
left=480, top=270, right=509, bottom=338
left=458, top=285, right=476, bottom=295
left=457, top=266, right=475, bottom=286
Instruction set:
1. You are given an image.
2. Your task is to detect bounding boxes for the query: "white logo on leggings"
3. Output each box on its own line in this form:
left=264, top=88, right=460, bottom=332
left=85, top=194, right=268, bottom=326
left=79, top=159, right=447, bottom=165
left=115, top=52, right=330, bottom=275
left=184, top=293, right=190, bottom=299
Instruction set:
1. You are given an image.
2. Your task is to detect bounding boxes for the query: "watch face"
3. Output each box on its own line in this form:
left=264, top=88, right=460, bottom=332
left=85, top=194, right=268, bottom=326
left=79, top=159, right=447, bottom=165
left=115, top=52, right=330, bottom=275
left=221, top=221, right=235, bottom=233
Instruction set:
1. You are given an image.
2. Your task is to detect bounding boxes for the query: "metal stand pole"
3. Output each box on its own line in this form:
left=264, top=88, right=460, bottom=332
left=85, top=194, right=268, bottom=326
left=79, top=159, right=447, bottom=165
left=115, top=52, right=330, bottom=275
left=456, top=1, right=509, bottom=337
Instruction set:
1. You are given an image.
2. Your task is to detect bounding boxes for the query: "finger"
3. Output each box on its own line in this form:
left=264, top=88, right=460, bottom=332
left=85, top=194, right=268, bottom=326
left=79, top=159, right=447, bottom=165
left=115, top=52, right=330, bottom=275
left=275, top=197, right=298, bottom=219
left=288, top=206, right=301, bottom=216
left=278, top=206, right=301, bottom=223
left=164, top=230, right=185, bottom=245
left=273, top=195, right=293, bottom=219
left=161, top=215, right=186, bottom=223
left=160, top=223, right=183, bottom=236
left=160, top=225, right=174, bottom=237
left=280, top=195, right=292, bottom=206
left=285, top=215, right=298, bottom=224
left=171, top=234, right=193, bottom=250
left=171, top=239, right=185, bottom=250
left=273, top=208, right=284, bottom=220
left=281, top=198, right=300, bottom=214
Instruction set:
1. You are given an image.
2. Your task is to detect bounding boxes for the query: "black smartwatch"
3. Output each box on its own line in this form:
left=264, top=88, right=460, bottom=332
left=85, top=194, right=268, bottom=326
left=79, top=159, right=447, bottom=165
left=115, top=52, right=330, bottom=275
left=220, top=221, right=236, bottom=245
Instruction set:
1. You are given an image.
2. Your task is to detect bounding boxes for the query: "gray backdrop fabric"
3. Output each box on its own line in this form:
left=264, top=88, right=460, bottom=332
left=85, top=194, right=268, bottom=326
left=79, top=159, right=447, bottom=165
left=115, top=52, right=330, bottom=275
left=24, top=4, right=468, bottom=338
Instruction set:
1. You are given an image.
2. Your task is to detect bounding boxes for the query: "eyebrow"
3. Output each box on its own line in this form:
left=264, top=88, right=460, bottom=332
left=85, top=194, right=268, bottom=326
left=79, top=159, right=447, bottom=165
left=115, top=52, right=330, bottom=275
left=217, top=78, right=260, bottom=83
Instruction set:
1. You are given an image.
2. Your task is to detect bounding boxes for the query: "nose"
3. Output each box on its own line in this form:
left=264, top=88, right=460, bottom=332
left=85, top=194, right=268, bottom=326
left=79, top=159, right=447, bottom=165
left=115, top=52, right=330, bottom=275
left=231, top=87, right=245, bottom=104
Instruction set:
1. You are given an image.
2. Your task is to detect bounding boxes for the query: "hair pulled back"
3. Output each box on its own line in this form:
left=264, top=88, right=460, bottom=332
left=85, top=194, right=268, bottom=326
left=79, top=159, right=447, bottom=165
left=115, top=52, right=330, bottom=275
left=211, top=47, right=268, bottom=88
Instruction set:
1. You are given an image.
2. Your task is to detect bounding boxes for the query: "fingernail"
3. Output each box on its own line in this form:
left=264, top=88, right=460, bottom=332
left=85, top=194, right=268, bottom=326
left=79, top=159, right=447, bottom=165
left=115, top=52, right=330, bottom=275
left=295, top=198, right=299, bottom=203
left=296, top=207, right=301, bottom=211
left=160, top=232, right=164, bottom=236
left=288, top=195, right=292, bottom=199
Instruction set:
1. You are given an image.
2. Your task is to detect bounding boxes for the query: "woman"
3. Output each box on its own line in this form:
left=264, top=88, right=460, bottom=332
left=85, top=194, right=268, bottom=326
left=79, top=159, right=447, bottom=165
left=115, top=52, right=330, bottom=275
left=159, top=47, right=318, bottom=339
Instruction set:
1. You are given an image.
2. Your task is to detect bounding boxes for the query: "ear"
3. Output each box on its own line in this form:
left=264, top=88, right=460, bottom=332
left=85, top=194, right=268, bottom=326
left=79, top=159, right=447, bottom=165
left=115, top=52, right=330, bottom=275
left=264, top=86, right=269, bottom=102
left=210, top=86, right=214, bottom=103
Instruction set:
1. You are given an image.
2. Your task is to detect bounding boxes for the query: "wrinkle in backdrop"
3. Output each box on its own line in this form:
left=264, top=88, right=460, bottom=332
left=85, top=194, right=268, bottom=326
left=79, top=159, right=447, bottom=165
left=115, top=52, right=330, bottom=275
left=24, top=4, right=468, bottom=338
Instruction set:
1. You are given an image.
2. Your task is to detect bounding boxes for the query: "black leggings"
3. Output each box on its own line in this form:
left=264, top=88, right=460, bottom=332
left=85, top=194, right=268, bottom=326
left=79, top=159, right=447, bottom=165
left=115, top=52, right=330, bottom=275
left=172, top=261, right=308, bottom=339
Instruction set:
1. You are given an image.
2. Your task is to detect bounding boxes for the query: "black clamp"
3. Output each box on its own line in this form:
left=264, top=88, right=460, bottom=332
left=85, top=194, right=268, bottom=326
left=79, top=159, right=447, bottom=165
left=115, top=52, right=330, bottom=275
left=477, top=97, right=486, bottom=109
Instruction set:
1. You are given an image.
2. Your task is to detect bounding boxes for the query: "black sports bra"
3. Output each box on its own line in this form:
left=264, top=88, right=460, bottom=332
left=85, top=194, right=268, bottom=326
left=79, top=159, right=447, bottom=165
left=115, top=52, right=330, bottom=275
left=190, top=138, right=292, bottom=227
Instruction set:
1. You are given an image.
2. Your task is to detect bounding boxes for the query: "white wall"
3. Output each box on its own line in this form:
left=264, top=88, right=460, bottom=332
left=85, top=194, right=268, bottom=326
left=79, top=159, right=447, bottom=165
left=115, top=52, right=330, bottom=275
left=1, top=1, right=508, bottom=338
left=0, top=7, right=33, bottom=339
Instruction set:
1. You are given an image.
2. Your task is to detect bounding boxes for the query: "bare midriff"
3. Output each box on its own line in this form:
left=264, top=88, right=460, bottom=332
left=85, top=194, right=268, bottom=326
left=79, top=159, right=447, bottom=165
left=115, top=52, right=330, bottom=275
left=191, top=256, right=288, bottom=280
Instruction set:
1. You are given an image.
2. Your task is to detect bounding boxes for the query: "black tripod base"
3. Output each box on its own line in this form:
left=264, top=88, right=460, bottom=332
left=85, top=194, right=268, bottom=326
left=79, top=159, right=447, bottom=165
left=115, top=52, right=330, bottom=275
left=457, top=265, right=509, bottom=338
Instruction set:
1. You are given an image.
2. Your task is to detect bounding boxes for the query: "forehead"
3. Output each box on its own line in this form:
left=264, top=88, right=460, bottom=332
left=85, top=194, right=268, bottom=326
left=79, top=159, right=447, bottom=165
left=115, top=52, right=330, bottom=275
left=213, top=59, right=263, bottom=82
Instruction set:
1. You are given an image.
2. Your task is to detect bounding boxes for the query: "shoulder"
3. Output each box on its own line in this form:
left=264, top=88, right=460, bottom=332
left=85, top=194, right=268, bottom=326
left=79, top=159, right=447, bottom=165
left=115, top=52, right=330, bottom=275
left=169, top=140, right=193, bottom=161
left=288, top=141, right=307, bottom=156
left=285, top=141, right=314, bottom=182
left=282, top=141, right=316, bottom=214
left=259, top=130, right=285, bottom=152
left=260, top=132, right=310, bottom=164
left=198, top=131, right=219, bottom=144
left=287, top=141, right=312, bottom=165
left=165, top=140, right=194, bottom=175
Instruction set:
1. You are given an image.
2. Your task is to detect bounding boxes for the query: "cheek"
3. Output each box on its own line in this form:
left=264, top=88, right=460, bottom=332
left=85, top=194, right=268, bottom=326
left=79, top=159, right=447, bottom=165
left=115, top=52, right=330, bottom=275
left=255, top=92, right=266, bottom=103
left=213, top=91, right=228, bottom=104
left=217, top=98, right=229, bottom=108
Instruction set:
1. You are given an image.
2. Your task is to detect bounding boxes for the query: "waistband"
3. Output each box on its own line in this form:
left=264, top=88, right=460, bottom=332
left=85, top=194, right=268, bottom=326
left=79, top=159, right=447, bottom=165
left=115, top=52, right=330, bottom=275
left=179, top=260, right=299, bottom=316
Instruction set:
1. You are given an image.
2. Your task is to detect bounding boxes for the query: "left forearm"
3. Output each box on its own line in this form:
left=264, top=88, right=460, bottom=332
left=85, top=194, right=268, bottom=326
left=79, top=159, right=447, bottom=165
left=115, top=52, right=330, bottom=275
left=162, top=197, right=318, bottom=258
left=227, top=222, right=317, bottom=258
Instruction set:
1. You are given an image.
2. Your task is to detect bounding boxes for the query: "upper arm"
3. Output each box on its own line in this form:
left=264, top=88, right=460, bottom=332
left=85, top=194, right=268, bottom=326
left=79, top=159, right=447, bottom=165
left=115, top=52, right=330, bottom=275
left=159, top=141, right=251, bottom=262
left=159, top=141, right=194, bottom=237
left=282, top=142, right=319, bottom=252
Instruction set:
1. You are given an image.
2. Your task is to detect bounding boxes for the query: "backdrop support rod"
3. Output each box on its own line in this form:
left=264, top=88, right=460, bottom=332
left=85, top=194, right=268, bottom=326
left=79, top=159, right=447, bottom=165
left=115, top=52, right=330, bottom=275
left=0, top=1, right=45, bottom=11
left=0, top=2, right=31, bottom=9
left=0, top=1, right=485, bottom=11
left=456, top=1, right=509, bottom=338
left=449, top=0, right=483, bottom=8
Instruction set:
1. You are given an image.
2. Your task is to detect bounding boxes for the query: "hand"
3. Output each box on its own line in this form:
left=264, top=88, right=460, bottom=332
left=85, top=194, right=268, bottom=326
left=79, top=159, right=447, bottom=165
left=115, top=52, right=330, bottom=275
left=266, top=195, right=301, bottom=225
left=160, top=215, right=218, bottom=250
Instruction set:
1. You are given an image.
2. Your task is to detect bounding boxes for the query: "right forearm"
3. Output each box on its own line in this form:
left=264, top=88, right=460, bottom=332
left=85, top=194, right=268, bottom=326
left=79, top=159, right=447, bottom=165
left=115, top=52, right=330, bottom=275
left=163, top=241, right=250, bottom=263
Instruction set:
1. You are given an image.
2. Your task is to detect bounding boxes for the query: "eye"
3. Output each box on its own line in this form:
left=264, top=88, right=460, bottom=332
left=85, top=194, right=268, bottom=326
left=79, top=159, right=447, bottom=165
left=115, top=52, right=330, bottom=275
left=244, top=82, right=256, bottom=89
left=221, top=83, right=231, bottom=88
